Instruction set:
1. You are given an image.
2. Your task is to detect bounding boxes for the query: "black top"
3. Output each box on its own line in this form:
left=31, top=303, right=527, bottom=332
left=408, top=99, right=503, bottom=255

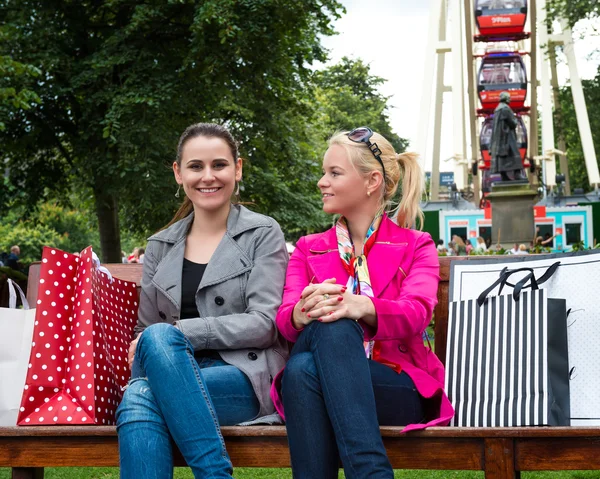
left=181, top=258, right=207, bottom=319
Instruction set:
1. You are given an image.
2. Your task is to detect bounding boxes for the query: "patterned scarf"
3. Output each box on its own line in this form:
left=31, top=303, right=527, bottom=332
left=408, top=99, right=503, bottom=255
left=336, top=210, right=383, bottom=358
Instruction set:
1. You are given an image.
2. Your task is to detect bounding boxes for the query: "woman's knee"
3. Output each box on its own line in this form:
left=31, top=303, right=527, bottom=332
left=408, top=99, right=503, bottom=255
left=116, top=378, right=161, bottom=429
left=307, top=317, right=363, bottom=342
left=282, top=352, right=318, bottom=394
left=138, top=323, right=184, bottom=351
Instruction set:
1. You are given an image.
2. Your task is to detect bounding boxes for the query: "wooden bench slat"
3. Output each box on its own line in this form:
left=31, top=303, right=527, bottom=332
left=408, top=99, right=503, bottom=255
left=4, top=426, right=600, bottom=438
left=516, top=437, right=600, bottom=470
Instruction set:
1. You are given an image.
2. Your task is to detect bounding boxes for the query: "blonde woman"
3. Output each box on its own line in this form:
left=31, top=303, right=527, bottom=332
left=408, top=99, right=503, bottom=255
left=271, top=127, right=453, bottom=478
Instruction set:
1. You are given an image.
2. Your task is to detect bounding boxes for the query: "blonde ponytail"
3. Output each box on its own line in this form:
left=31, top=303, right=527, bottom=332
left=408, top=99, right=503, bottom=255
left=389, top=152, right=424, bottom=230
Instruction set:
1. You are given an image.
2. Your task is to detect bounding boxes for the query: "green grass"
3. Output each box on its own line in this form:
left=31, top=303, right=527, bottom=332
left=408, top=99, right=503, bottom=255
left=2, top=469, right=600, bottom=478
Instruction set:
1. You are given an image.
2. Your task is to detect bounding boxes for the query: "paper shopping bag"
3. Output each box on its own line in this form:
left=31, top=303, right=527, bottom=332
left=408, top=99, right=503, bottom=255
left=0, top=279, right=36, bottom=426
left=445, top=263, right=570, bottom=427
left=17, top=246, right=138, bottom=425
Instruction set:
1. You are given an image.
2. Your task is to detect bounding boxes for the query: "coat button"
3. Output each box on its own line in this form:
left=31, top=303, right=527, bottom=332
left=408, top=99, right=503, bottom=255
left=159, top=311, right=167, bottom=320
left=248, top=352, right=258, bottom=361
left=215, top=296, right=225, bottom=306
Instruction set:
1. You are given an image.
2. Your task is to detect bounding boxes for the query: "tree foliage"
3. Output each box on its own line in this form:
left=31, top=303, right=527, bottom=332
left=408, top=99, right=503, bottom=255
left=556, top=67, right=600, bottom=190
left=312, top=57, right=408, bottom=153
left=0, top=23, right=40, bottom=130
left=1, top=0, right=345, bottom=261
left=1, top=2, right=407, bottom=258
left=546, top=0, right=599, bottom=27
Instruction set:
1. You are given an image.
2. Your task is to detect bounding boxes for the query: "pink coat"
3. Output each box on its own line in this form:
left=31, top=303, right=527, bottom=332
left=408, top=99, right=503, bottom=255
left=270, top=215, right=454, bottom=432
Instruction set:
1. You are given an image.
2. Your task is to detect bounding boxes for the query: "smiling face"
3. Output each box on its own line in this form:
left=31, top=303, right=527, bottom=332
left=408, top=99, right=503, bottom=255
left=173, top=135, right=242, bottom=214
left=318, top=144, right=372, bottom=217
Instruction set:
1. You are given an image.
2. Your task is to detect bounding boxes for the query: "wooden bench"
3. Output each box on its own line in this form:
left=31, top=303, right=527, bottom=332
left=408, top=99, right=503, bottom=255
left=2, top=257, right=600, bottom=479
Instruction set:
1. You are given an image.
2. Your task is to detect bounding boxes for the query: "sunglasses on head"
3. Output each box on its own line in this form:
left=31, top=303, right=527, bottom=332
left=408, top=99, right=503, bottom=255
left=346, top=127, right=386, bottom=182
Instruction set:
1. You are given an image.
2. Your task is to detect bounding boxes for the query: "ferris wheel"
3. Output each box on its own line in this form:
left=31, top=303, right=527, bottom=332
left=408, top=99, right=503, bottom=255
left=416, top=0, right=599, bottom=206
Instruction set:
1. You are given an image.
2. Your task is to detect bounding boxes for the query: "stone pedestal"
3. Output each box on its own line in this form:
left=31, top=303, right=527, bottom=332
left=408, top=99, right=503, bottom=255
left=487, top=181, right=537, bottom=247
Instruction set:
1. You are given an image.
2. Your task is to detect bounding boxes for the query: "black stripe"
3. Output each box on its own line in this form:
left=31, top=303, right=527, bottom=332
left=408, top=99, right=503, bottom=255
left=504, top=293, right=513, bottom=426
left=487, top=295, right=497, bottom=426
left=529, top=290, right=536, bottom=424
left=455, top=299, right=465, bottom=426
left=471, top=296, right=481, bottom=426
left=510, top=292, right=518, bottom=426
left=521, top=291, right=529, bottom=425
left=460, top=300, right=472, bottom=426
left=539, top=291, right=546, bottom=423
left=477, top=296, right=491, bottom=427
left=497, top=295, right=505, bottom=427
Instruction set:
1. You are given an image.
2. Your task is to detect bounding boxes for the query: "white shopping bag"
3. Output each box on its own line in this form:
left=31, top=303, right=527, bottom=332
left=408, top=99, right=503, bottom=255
left=0, top=279, right=36, bottom=426
left=449, top=250, right=600, bottom=426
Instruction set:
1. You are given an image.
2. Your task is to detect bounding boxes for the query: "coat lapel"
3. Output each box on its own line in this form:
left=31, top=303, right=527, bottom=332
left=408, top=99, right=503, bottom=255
left=199, top=233, right=253, bottom=289
left=151, top=238, right=186, bottom=310
left=306, top=229, right=349, bottom=286
left=367, top=217, right=409, bottom=297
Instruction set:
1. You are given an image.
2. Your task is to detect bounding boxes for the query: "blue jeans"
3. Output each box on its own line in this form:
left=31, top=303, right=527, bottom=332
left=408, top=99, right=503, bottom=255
left=116, top=323, right=260, bottom=479
left=282, top=319, right=424, bottom=479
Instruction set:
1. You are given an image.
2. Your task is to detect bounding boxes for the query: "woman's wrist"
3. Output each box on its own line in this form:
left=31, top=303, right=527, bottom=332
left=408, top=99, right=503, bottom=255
left=292, top=303, right=306, bottom=330
left=358, top=296, right=377, bottom=326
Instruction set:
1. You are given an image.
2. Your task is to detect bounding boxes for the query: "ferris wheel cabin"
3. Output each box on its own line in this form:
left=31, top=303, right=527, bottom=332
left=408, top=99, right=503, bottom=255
left=475, top=0, right=527, bottom=37
left=478, top=52, right=527, bottom=111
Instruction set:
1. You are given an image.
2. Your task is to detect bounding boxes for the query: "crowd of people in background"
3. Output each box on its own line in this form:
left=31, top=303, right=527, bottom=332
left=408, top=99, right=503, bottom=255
left=0, top=245, right=22, bottom=271
left=436, top=229, right=557, bottom=256
left=122, top=247, right=145, bottom=264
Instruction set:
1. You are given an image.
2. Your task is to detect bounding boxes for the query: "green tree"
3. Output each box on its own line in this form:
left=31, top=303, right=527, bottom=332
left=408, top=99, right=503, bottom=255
left=546, top=0, right=599, bottom=26
left=1, top=0, right=344, bottom=261
left=556, top=67, right=600, bottom=190
left=0, top=23, right=40, bottom=131
left=312, top=57, right=409, bottom=153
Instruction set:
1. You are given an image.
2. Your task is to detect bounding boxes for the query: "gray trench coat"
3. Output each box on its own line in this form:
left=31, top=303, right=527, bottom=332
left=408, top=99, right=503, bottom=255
left=134, top=204, right=289, bottom=419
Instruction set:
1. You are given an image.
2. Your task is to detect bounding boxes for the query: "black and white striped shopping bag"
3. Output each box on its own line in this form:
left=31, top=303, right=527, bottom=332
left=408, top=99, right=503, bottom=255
left=445, top=281, right=570, bottom=427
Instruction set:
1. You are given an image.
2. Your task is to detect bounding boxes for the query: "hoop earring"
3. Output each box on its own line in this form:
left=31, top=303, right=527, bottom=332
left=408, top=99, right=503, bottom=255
left=175, top=185, right=181, bottom=198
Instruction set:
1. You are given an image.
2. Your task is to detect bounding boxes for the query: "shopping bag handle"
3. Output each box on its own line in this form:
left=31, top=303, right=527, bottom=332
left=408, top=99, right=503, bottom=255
left=477, top=261, right=561, bottom=306
left=7, top=278, right=30, bottom=310
left=512, top=261, right=561, bottom=299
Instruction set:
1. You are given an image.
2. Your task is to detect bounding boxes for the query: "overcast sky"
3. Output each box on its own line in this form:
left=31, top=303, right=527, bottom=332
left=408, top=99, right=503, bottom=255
left=317, top=0, right=600, bottom=171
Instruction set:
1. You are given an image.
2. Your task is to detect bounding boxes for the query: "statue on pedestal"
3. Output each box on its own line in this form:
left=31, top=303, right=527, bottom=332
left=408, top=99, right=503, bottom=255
left=490, top=92, right=525, bottom=182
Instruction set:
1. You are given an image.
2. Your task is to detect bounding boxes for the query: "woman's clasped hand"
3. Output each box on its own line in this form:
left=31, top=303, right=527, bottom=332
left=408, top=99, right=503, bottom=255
left=293, top=278, right=376, bottom=327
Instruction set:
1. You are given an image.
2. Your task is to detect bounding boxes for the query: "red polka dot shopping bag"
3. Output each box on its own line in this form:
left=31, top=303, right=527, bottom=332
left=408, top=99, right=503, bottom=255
left=17, top=246, right=138, bottom=425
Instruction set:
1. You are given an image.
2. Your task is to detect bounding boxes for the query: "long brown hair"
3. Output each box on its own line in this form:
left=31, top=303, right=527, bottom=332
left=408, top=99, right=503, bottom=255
left=165, top=123, right=240, bottom=229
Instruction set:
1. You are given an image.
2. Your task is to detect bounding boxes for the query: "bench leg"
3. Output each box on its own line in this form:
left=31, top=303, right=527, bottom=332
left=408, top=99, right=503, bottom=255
left=484, top=438, right=520, bottom=479
left=11, top=467, right=44, bottom=479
